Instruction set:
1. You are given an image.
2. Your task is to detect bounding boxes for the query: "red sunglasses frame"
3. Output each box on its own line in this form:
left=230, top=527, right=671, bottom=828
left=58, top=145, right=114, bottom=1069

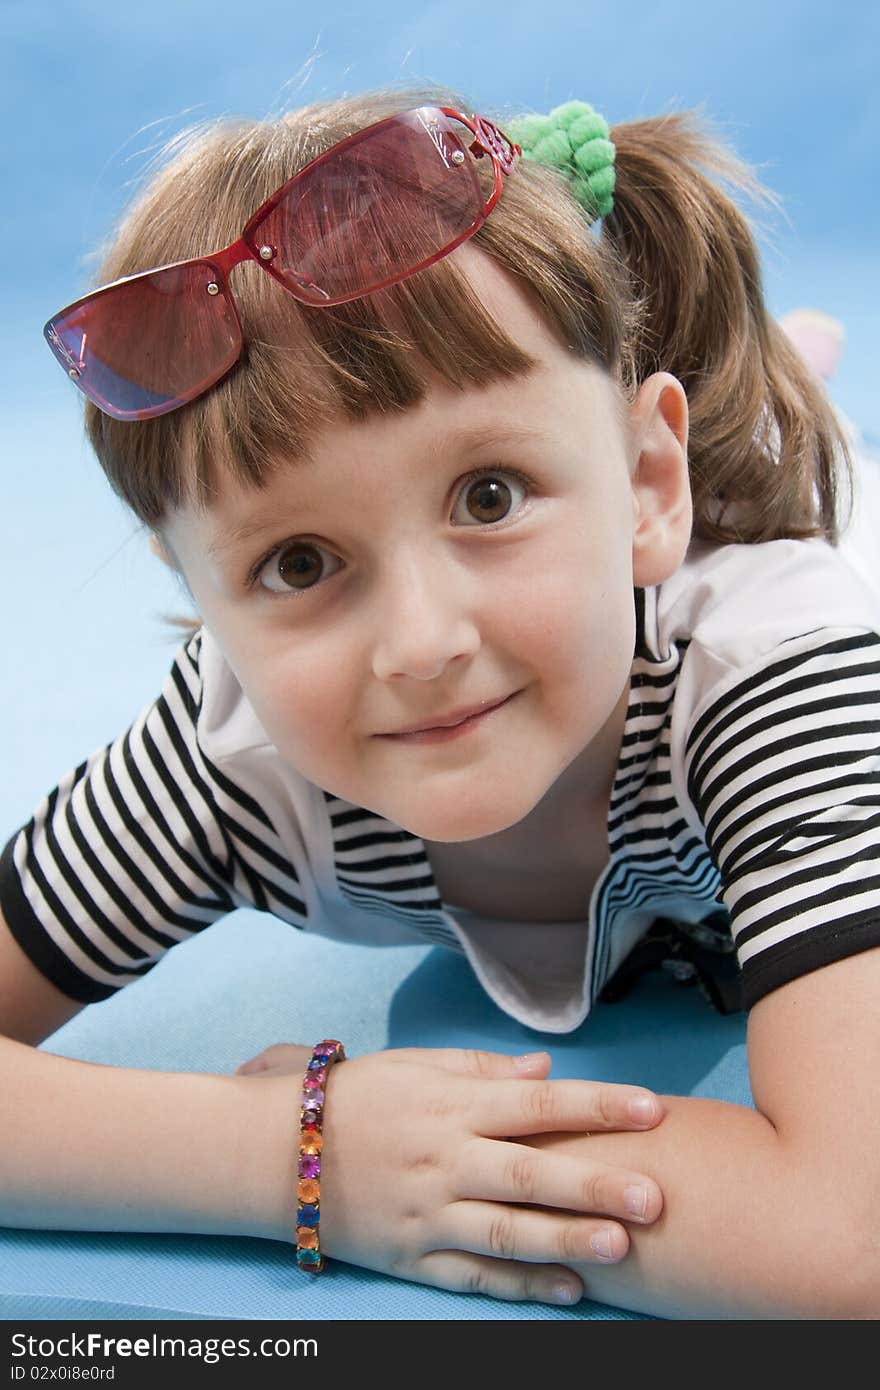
left=45, top=107, right=522, bottom=421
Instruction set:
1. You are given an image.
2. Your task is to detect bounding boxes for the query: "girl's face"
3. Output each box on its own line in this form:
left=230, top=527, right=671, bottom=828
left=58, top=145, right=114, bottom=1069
left=162, top=247, right=690, bottom=843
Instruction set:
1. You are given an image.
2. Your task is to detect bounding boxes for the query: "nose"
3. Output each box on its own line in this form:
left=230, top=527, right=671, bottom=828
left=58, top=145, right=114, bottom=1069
left=370, top=546, right=481, bottom=682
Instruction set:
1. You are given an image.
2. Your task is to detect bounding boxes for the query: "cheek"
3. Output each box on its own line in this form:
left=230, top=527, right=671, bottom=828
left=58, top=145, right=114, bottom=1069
left=225, top=628, right=362, bottom=769
left=505, top=529, right=633, bottom=674
left=250, top=642, right=355, bottom=761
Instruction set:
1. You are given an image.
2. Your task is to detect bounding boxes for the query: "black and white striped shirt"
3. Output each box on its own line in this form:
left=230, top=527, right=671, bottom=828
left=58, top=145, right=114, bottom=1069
left=3, top=535, right=880, bottom=1033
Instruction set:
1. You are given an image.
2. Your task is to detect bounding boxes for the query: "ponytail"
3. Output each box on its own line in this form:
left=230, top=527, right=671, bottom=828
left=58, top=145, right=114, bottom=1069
left=603, top=112, right=852, bottom=544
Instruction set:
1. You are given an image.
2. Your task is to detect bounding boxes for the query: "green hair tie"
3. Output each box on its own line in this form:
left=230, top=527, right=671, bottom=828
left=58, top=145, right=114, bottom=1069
left=507, top=99, right=615, bottom=221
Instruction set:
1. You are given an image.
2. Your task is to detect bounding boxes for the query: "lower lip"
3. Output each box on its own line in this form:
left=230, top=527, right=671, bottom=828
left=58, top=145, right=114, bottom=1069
left=382, top=692, right=518, bottom=744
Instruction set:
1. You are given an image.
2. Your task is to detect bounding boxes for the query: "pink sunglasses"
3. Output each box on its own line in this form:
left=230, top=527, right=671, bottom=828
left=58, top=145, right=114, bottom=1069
left=44, top=106, right=521, bottom=421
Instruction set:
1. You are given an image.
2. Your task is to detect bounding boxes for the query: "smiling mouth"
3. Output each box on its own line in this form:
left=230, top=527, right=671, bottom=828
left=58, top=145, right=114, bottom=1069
left=379, top=691, right=518, bottom=740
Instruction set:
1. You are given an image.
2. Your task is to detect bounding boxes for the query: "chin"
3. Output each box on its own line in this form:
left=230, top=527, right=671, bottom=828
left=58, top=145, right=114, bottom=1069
left=388, top=789, right=535, bottom=844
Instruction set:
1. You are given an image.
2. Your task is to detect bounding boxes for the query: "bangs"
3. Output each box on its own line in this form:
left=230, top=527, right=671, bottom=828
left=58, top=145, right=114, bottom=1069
left=174, top=241, right=543, bottom=516
left=89, top=245, right=548, bottom=526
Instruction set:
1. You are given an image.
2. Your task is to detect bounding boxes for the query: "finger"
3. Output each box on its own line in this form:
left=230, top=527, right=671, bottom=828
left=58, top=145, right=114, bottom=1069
left=392, top=1047, right=553, bottom=1080
left=414, top=1250, right=584, bottom=1306
left=439, top=1199, right=631, bottom=1266
left=477, top=1078, right=664, bottom=1137
left=454, top=1140, right=663, bottom=1225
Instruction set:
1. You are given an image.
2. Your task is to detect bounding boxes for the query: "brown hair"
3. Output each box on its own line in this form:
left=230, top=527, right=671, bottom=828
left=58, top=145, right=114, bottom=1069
left=81, top=81, right=853, bottom=632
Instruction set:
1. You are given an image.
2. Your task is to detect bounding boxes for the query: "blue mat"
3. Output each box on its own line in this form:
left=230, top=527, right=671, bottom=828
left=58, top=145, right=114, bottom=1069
left=0, top=913, right=750, bottom=1321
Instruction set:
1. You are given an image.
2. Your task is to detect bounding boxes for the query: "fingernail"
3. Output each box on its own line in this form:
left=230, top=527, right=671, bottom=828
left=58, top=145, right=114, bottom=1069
left=628, top=1094, right=657, bottom=1124
left=552, top=1281, right=580, bottom=1304
left=589, top=1228, right=616, bottom=1260
left=513, top=1051, right=548, bottom=1071
left=625, top=1185, right=648, bottom=1219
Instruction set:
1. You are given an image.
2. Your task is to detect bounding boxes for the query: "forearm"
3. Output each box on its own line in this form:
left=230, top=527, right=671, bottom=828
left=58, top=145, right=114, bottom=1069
left=524, top=1094, right=873, bottom=1319
left=0, top=1034, right=294, bottom=1242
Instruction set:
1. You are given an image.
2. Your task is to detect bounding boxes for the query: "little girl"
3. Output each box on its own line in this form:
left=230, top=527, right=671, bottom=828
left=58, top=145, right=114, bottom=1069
left=2, top=85, right=878, bottom=1320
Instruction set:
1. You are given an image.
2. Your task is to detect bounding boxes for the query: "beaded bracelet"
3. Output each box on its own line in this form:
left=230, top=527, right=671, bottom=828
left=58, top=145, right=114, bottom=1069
left=295, top=1038, right=346, bottom=1272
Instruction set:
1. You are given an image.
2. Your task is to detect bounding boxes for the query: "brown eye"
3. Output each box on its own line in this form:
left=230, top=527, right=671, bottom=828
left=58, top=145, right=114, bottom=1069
left=454, top=472, right=528, bottom=526
left=257, top=541, right=340, bottom=594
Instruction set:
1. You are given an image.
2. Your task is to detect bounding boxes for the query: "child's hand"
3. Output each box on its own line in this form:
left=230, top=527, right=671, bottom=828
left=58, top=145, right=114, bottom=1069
left=235, top=1043, right=664, bottom=1305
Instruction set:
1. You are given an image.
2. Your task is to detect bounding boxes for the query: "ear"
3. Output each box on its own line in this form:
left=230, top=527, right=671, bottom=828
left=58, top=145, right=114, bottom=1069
left=149, top=530, right=200, bottom=613
left=150, top=533, right=176, bottom=569
left=628, top=373, right=693, bottom=588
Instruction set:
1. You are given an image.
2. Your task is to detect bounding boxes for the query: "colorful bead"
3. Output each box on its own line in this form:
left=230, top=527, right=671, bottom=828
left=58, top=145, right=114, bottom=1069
left=295, top=1039, right=345, bottom=1276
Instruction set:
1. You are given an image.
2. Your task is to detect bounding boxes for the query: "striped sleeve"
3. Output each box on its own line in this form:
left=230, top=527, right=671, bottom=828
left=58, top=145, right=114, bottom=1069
left=0, top=631, right=310, bottom=1004
left=685, top=628, right=880, bottom=1009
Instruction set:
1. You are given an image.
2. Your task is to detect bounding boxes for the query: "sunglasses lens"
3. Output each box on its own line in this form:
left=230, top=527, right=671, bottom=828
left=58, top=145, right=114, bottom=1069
left=45, top=262, right=241, bottom=420
left=250, top=108, right=490, bottom=305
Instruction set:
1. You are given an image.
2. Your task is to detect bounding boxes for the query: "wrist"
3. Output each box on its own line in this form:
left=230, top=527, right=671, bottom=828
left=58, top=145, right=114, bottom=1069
left=231, top=1070, right=303, bottom=1243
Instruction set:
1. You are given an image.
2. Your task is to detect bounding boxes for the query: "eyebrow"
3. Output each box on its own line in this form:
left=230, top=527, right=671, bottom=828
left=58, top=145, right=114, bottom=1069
left=206, top=422, right=557, bottom=562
